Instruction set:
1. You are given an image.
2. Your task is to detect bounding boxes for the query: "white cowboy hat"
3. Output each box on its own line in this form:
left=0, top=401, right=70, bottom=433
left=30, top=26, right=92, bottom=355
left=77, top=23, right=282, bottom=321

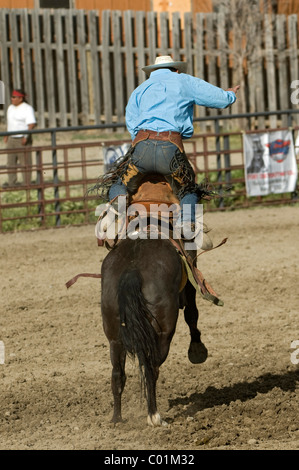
left=142, top=55, right=187, bottom=75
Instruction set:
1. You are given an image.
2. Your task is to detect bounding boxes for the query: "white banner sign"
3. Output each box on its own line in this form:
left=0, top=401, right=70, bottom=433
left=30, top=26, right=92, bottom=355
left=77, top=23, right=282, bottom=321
left=243, top=130, right=298, bottom=196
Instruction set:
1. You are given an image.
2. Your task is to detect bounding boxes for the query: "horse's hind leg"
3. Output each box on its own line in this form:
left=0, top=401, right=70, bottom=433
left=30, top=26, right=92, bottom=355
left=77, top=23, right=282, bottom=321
left=146, top=327, right=177, bottom=427
left=183, top=281, right=208, bottom=364
left=146, top=367, right=169, bottom=427
left=146, top=365, right=165, bottom=426
left=110, top=340, right=126, bottom=424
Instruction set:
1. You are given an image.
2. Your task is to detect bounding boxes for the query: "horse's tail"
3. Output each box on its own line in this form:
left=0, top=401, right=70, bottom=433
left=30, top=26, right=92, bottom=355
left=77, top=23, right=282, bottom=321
left=117, top=269, right=160, bottom=395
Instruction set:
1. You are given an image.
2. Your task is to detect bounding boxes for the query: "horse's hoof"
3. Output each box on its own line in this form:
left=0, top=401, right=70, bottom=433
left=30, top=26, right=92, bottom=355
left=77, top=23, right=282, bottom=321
left=147, top=412, right=168, bottom=427
left=111, top=415, right=124, bottom=425
left=188, top=341, right=208, bottom=364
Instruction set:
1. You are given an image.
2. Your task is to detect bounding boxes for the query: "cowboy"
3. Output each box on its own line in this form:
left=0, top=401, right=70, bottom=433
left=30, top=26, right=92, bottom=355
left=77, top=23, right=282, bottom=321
left=108, top=55, right=240, bottom=245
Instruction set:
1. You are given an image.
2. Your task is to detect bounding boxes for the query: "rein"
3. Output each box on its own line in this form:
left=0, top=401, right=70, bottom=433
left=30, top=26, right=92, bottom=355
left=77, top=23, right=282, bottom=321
left=169, top=237, right=226, bottom=306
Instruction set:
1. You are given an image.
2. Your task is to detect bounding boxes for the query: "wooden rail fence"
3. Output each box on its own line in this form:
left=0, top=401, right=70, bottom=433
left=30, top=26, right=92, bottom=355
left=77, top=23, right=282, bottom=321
left=0, top=118, right=298, bottom=233
left=0, top=9, right=299, bottom=129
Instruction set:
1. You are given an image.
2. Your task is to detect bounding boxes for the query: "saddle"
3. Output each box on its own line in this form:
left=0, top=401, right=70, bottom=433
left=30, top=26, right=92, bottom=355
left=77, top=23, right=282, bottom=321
left=129, top=174, right=180, bottom=229
left=130, top=174, right=179, bottom=207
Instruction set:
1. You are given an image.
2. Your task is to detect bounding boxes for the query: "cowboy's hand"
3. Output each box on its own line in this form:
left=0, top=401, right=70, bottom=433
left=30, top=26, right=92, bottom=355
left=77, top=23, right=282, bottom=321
left=227, top=85, right=240, bottom=95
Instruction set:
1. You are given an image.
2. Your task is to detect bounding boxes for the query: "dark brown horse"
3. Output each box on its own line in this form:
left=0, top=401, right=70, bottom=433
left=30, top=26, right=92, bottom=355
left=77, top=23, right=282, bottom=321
left=101, top=236, right=208, bottom=426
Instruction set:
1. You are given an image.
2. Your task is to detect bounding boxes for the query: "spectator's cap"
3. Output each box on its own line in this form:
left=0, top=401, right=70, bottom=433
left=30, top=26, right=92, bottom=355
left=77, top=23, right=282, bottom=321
left=11, top=89, right=26, bottom=98
left=142, top=55, right=187, bottom=75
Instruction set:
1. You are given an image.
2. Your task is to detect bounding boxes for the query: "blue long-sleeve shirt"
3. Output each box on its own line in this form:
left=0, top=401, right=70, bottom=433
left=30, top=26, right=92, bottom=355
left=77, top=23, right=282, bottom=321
left=125, top=68, right=236, bottom=140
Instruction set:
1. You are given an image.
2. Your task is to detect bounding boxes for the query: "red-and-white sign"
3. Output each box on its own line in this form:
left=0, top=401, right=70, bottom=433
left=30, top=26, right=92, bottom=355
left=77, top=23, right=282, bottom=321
left=243, top=130, right=298, bottom=196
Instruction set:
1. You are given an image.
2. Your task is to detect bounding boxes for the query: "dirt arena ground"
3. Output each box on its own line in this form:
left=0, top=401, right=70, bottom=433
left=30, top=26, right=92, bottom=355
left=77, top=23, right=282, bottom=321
left=0, top=204, right=298, bottom=451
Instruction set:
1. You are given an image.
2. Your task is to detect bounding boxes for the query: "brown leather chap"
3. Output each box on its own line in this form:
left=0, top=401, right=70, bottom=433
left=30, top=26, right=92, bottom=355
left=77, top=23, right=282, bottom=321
left=132, top=129, right=184, bottom=153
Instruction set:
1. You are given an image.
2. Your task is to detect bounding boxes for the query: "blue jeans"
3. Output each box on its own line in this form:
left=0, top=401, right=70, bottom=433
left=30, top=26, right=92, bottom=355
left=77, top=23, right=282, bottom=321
left=109, top=140, right=198, bottom=223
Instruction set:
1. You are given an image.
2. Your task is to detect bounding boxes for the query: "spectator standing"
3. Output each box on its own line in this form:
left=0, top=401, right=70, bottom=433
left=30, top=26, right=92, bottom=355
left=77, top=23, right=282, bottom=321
left=3, top=89, right=36, bottom=187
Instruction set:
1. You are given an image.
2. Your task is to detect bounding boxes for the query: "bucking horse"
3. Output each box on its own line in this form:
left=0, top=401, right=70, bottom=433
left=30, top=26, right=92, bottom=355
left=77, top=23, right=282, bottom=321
left=67, top=172, right=226, bottom=426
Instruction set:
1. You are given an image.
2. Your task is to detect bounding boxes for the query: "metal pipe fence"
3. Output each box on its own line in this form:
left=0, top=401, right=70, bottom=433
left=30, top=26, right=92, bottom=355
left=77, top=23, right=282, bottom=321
left=0, top=111, right=299, bottom=233
left=1, top=9, right=299, bottom=129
